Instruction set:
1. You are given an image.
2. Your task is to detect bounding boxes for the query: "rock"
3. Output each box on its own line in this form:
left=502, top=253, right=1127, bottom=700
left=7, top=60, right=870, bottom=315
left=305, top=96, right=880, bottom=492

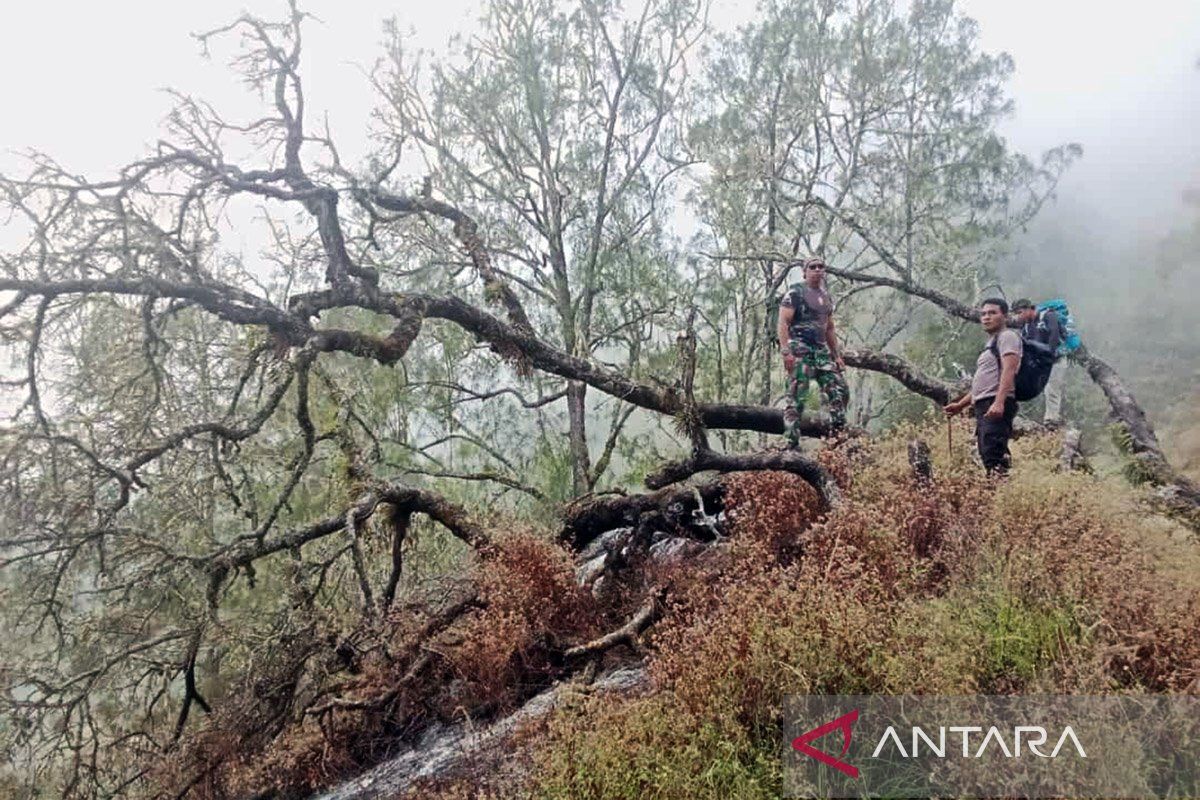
left=1059, top=428, right=1089, bottom=472
left=574, top=527, right=636, bottom=586
left=575, top=553, right=608, bottom=587
left=576, top=527, right=631, bottom=562
left=648, top=536, right=707, bottom=565
left=309, top=667, right=649, bottom=800
left=574, top=527, right=645, bottom=587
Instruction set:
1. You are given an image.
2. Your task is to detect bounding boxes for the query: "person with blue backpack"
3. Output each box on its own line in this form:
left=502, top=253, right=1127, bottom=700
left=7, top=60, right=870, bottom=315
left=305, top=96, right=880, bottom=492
left=1013, top=298, right=1081, bottom=428
left=944, top=296, right=1081, bottom=474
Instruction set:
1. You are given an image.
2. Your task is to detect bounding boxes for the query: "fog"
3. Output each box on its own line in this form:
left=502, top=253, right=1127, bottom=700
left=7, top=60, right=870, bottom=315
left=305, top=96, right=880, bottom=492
left=2, top=0, right=1197, bottom=400
left=5, top=2, right=1197, bottom=234
left=953, top=0, right=1200, bottom=436
left=966, top=0, right=1200, bottom=243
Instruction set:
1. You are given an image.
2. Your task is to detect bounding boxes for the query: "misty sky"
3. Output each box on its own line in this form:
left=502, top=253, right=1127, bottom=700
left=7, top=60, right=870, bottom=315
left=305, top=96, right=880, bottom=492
left=2, top=0, right=1198, bottom=251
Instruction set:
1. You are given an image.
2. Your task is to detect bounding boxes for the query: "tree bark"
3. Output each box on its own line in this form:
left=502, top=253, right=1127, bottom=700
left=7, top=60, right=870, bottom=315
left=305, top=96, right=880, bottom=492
left=560, top=479, right=726, bottom=549
left=843, top=349, right=964, bottom=407
left=643, top=447, right=837, bottom=505
left=566, top=381, right=593, bottom=496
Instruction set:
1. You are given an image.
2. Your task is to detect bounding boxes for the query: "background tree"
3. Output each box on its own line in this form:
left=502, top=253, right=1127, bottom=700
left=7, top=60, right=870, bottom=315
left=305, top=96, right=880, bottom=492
left=374, top=0, right=707, bottom=495
left=0, top=3, right=761, bottom=792
left=688, top=0, right=1078, bottom=431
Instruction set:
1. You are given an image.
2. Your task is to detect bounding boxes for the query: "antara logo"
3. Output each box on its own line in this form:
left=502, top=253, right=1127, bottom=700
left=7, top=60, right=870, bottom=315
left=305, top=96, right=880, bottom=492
left=793, top=709, right=1088, bottom=778
left=792, top=709, right=861, bottom=778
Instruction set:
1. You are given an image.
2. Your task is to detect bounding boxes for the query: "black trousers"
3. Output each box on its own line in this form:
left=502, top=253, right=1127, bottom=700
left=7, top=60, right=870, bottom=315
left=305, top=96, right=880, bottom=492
left=974, top=396, right=1018, bottom=474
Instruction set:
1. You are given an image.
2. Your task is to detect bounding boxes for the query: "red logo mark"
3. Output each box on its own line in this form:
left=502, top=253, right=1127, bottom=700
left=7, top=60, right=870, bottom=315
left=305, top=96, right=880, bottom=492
left=792, top=708, right=860, bottom=778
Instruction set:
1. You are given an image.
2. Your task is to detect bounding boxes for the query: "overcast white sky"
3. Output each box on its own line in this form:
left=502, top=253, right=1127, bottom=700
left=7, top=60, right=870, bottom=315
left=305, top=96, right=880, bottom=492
left=2, top=0, right=1198, bottom=247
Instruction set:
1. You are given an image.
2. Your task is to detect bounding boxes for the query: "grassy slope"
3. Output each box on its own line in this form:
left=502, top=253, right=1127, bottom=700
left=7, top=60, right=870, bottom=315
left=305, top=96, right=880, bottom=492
left=417, top=419, right=1200, bottom=800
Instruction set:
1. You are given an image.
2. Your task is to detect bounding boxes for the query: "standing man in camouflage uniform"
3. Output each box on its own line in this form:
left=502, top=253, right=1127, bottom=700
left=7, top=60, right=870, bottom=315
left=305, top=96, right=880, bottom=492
left=777, top=257, right=849, bottom=446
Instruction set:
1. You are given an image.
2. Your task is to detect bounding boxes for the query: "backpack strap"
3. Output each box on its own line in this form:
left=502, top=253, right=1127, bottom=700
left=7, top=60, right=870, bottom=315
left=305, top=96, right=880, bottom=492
left=786, top=283, right=809, bottom=327
left=789, top=282, right=805, bottom=311
left=988, top=337, right=1001, bottom=370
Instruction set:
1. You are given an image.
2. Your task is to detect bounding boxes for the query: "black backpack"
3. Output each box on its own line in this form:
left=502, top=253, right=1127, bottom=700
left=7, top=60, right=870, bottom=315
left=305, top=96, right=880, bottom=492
left=990, top=335, right=1058, bottom=402
left=765, top=284, right=794, bottom=343
left=765, top=283, right=824, bottom=345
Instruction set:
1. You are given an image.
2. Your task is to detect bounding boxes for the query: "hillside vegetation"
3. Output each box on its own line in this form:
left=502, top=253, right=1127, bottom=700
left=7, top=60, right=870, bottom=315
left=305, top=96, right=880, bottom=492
left=155, top=420, right=1199, bottom=799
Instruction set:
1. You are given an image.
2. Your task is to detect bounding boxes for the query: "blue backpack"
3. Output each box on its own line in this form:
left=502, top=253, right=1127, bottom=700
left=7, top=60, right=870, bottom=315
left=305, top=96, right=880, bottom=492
left=989, top=298, right=1080, bottom=402
left=1036, top=299, right=1081, bottom=355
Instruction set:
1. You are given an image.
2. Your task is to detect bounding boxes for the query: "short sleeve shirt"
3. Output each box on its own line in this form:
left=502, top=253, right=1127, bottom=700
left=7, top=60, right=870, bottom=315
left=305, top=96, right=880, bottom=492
left=971, top=328, right=1023, bottom=402
left=781, top=286, right=832, bottom=346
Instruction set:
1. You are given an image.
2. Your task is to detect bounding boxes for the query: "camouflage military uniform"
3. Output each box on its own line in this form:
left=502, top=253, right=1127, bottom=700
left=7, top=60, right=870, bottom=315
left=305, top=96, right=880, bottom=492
left=783, top=340, right=849, bottom=445
left=780, top=282, right=849, bottom=445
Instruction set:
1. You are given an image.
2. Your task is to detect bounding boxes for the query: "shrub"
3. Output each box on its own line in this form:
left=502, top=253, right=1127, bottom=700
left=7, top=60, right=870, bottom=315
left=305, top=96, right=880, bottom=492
left=445, top=531, right=602, bottom=711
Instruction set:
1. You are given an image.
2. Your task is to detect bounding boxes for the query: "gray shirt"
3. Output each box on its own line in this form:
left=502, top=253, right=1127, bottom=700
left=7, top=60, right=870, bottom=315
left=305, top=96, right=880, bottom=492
left=971, top=328, right=1023, bottom=402
left=781, top=285, right=832, bottom=346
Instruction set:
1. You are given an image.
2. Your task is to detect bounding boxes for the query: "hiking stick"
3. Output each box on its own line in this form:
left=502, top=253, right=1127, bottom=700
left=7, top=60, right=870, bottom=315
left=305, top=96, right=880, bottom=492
left=947, top=416, right=953, bottom=458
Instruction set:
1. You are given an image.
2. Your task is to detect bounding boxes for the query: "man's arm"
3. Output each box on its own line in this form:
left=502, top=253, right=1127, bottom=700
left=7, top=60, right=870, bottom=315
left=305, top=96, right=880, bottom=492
left=826, top=314, right=845, bottom=371
left=997, top=352, right=1019, bottom=398
left=778, top=304, right=795, bottom=368
left=777, top=304, right=793, bottom=353
left=944, top=389, right=973, bottom=416
left=1043, top=310, right=1063, bottom=352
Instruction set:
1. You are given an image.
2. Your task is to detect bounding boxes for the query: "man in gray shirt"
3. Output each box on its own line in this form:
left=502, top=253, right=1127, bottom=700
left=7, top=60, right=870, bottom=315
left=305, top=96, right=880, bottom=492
left=944, top=298, right=1023, bottom=474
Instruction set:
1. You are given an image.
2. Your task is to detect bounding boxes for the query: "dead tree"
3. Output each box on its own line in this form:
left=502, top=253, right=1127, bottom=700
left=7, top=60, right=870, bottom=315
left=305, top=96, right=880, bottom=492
left=0, top=7, right=845, bottom=793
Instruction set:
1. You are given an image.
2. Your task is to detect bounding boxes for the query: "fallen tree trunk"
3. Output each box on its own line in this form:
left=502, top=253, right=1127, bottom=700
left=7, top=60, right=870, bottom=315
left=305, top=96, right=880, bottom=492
left=291, top=287, right=970, bottom=439
left=564, top=444, right=838, bottom=549
left=1073, top=346, right=1200, bottom=523
left=560, top=479, right=726, bottom=550
left=1073, top=346, right=1162, bottom=457
left=643, top=447, right=838, bottom=503
left=309, top=666, right=650, bottom=800
left=844, top=349, right=965, bottom=407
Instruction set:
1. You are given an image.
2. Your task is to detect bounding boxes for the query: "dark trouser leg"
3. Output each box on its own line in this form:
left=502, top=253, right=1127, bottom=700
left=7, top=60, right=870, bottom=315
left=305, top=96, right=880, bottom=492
left=974, top=396, right=1018, bottom=474
left=782, top=344, right=812, bottom=447
left=815, top=366, right=850, bottom=431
